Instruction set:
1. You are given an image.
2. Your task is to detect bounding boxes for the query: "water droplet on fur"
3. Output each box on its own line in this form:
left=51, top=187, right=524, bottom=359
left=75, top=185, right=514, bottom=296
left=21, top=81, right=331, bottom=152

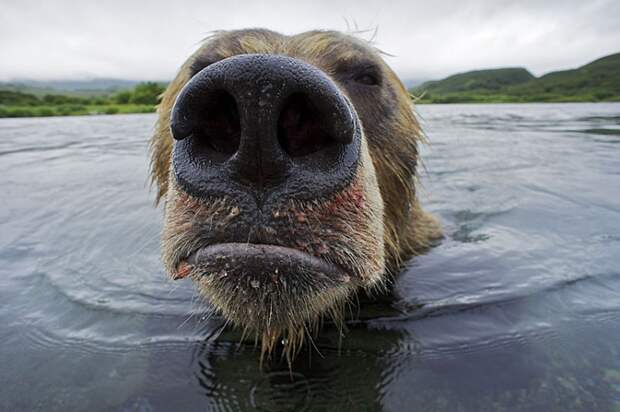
left=250, top=279, right=260, bottom=288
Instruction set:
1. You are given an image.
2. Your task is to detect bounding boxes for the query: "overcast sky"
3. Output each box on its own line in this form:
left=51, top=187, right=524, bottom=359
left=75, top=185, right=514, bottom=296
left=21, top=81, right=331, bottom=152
left=1, top=0, right=619, bottom=82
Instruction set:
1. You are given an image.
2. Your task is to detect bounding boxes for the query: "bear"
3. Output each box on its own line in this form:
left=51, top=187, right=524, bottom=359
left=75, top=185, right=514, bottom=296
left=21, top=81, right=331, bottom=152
left=149, top=28, right=441, bottom=362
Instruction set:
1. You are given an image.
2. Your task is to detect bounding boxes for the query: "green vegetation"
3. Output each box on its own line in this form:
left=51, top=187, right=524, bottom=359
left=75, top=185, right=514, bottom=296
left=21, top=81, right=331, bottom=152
left=0, top=81, right=166, bottom=118
left=412, top=52, right=620, bottom=103
left=418, top=68, right=535, bottom=94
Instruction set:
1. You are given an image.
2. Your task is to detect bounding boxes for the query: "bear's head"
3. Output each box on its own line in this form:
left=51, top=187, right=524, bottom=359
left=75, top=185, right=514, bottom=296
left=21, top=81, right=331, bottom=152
left=150, top=29, right=441, bottom=360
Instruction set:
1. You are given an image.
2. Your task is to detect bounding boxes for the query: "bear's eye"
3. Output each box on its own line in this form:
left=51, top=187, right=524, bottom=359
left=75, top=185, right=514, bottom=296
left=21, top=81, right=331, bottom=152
left=355, top=73, right=379, bottom=86
left=354, top=73, right=379, bottom=86
left=349, top=62, right=382, bottom=87
left=336, top=60, right=382, bottom=88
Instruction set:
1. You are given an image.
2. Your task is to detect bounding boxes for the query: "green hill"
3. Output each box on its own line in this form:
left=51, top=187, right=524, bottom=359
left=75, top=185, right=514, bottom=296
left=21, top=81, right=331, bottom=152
left=419, top=68, right=534, bottom=94
left=413, top=52, right=620, bottom=103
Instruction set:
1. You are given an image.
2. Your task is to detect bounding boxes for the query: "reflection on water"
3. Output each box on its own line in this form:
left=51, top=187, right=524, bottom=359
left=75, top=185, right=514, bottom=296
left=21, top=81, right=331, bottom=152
left=1, top=104, right=619, bottom=411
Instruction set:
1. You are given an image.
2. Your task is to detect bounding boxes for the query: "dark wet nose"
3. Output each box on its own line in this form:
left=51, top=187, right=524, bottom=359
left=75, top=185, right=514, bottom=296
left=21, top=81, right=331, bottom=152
left=170, top=54, right=361, bottom=204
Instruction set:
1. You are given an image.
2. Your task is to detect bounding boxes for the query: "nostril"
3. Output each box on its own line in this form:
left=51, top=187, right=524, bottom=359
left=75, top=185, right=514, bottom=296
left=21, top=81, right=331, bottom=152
left=172, top=55, right=362, bottom=202
left=191, top=90, right=241, bottom=156
left=277, top=93, right=336, bottom=157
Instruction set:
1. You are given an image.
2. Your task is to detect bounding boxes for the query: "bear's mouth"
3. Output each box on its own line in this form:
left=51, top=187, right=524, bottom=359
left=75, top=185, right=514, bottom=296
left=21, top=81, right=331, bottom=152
left=172, top=242, right=355, bottom=340
left=183, top=243, right=350, bottom=284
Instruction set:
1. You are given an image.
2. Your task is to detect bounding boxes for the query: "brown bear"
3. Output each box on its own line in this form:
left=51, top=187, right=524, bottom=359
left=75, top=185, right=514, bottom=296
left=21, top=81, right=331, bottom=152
left=150, top=28, right=441, bottom=362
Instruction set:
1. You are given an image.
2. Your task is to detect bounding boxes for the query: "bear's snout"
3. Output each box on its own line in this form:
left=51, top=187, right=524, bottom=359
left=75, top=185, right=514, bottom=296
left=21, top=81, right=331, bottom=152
left=170, top=53, right=361, bottom=206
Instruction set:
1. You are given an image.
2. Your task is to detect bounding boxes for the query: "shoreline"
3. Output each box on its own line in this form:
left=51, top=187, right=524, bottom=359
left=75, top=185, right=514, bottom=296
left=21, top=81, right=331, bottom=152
left=1, top=100, right=619, bottom=119
left=0, top=104, right=156, bottom=118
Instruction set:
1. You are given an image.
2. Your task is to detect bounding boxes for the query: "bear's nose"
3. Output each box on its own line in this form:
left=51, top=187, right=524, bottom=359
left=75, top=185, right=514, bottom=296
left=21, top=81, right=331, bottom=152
left=170, top=54, right=361, bottom=205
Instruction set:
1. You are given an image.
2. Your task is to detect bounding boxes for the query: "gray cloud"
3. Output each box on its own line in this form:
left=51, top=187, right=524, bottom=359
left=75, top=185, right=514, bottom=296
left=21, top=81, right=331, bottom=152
left=1, top=0, right=619, bottom=81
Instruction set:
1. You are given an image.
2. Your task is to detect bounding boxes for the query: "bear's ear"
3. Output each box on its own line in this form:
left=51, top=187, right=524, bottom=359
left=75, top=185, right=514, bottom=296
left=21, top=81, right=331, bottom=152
left=149, top=68, right=191, bottom=205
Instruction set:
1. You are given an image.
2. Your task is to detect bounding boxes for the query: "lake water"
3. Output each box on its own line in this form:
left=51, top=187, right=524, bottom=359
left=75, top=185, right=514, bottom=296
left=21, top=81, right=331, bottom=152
left=1, top=103, right=619, bottom=411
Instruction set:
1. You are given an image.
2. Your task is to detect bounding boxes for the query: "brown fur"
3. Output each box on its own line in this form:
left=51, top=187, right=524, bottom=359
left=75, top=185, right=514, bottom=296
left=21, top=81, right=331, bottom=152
left=150, top=29, right=441, bottom=361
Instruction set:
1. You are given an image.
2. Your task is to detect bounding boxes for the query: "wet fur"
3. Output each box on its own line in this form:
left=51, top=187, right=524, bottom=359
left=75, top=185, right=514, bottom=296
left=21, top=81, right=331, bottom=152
left=150, top=29, right=441, bottom=362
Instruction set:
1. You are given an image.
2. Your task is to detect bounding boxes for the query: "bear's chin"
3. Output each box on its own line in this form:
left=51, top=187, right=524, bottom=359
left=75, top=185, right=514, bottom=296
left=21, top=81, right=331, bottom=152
left=180, top=243, right=357, bottom=360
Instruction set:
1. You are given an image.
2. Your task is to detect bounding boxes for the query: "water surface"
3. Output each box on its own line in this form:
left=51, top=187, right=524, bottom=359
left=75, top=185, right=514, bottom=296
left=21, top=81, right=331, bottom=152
left=1, top=103, right=619, bottom=411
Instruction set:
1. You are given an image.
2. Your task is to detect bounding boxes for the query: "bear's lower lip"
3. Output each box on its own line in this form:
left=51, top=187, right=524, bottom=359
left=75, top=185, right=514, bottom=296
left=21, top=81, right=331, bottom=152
left=184, top=243, right=350, bottom=282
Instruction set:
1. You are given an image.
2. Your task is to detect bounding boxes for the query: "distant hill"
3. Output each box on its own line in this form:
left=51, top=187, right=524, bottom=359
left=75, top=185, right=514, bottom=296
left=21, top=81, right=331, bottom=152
left=0, top=78, right=151, bottom=97
left=419, top=68, right=534, bottom=94
left=413, top=52, right=620, bottom=103
left=401, top=77, right=431, bottom=89
left=6, top=78, right=143, bottom=91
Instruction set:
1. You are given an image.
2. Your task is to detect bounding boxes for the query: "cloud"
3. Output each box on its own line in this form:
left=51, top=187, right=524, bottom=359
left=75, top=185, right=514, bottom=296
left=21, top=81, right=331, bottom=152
left=1, top=0, right=619, bottom=81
